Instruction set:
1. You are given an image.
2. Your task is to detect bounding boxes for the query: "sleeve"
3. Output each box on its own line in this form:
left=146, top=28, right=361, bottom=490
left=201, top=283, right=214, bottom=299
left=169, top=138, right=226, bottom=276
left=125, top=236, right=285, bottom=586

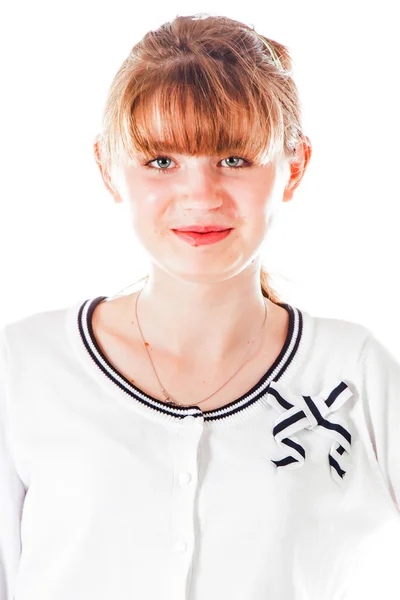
left=0, top=326, right=27, bottom=599
left=360, top=329, right=400, bottom=513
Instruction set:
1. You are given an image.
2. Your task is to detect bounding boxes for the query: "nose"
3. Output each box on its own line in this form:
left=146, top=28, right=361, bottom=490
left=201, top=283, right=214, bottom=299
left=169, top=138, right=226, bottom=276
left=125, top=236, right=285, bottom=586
left=177, top=164, right=223, bottom=209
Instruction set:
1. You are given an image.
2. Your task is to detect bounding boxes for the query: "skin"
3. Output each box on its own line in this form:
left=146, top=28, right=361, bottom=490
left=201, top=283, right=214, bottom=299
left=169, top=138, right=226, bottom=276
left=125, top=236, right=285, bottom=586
left=93, top=138, right=312, bottom=367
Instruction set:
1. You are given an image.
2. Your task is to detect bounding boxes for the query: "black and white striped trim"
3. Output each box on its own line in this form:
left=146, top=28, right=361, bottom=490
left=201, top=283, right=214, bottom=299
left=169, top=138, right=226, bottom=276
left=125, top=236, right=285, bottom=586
left=77, top=296, right=304, bottom=422
left=266, top=379, right=354, bottom=484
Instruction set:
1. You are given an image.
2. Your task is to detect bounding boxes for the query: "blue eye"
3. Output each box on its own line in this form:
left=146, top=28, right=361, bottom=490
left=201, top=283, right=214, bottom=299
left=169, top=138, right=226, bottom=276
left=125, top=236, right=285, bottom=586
left=147, top=157, right=173, bottom=171
left=221, top=157, right=246, bottom=168
left=144, top=156, right=250, bottom=174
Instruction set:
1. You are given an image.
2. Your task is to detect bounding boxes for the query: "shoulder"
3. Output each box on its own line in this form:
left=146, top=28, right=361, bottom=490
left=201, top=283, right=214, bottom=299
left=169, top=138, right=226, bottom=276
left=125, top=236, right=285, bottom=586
left=304, top=308, right=371, bottom=360
left=308, top=310, right=400, bottom=383
left=1, top=299, right=79, bottom=357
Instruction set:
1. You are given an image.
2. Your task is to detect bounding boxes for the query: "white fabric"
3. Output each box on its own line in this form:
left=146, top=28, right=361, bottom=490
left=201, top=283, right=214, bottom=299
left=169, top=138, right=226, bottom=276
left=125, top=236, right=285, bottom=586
left=1, top=295, right=400, bottom=600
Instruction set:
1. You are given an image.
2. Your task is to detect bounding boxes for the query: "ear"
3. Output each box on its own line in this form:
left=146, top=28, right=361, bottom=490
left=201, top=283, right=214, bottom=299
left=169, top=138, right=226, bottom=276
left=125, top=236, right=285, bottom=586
left=282, top=136, right=312, bottom=203
left=93, top=136, right=122, bottom=203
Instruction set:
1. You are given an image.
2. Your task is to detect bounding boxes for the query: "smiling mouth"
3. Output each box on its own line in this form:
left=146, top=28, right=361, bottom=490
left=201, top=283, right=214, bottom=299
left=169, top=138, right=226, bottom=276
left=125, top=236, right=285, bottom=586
left=172, top=228, right=233, bottom=246
left=175, top=229, right=231, bottom=234
left=172, top=227, right=233, bottom=233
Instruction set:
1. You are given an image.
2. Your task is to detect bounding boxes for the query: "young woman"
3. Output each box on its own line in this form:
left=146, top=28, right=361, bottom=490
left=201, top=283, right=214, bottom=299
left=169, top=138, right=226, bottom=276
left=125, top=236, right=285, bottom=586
left=1, top=13, right=399, bottom=600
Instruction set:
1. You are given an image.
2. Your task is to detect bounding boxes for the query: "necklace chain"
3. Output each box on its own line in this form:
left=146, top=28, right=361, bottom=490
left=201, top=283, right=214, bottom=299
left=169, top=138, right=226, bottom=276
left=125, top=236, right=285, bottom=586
left=133, top=285, right=269, bottom=407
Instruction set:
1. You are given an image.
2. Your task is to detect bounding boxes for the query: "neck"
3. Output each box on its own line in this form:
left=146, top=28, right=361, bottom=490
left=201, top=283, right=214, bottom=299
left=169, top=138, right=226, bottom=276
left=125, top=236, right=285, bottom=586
left=130, top=263, right=270, bottom=366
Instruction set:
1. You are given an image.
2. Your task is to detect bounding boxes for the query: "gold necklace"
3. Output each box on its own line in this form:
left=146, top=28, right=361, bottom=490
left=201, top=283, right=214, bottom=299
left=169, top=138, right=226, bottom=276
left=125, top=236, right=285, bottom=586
left=133, top=285, right=269, bottom=407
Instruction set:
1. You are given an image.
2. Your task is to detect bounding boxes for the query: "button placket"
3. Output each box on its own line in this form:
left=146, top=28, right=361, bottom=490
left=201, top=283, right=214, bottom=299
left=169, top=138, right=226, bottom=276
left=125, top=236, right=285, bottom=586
left=166, top=415, right=204, bottom=599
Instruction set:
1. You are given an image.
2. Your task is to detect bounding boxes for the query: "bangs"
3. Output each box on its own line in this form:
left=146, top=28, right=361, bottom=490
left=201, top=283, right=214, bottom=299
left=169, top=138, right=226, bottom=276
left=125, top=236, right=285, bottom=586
left=113, top=61, right=285, bottom=167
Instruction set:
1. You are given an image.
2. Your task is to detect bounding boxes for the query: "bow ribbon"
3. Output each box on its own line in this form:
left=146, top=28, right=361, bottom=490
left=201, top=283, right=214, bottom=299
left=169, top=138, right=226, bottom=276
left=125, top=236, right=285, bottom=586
left=265, top=379, right=354, bottom=485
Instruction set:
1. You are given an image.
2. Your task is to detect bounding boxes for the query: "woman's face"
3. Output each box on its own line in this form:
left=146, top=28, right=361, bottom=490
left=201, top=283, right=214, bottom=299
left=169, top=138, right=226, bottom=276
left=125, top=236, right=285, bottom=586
left=95, top=145, right=309, bottom=284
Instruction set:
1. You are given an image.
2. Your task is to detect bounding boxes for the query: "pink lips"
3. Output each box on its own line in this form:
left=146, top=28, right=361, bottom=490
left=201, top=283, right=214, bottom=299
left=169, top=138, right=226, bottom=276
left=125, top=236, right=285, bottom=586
left=172, top=228, right=233, bottom=246
left=173, top=226, right=232, bottom=233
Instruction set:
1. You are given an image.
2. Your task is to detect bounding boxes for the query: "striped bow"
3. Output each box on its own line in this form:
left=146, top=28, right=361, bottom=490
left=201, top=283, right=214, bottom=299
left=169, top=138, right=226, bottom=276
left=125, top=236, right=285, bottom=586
left=265, top=379, right=354, bottom=485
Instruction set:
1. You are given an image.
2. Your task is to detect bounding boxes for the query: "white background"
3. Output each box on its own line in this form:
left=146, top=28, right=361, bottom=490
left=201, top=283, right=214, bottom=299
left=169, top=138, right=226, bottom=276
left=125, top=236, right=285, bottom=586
left=1, top=0, right=399, bottom=358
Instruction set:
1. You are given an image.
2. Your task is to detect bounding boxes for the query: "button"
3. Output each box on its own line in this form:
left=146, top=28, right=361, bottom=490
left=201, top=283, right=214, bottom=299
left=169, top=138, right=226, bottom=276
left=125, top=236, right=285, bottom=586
left=174, top=540, right=187, bottom=553
left=178, top=472, right=192, bottom=484
left=182, top=415, right=197, bottom=425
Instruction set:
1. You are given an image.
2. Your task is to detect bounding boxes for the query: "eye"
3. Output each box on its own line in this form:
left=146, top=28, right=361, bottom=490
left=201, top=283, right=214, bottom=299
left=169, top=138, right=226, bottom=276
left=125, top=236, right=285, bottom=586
left=146, top=156, right=175, bottom=171
left=220, top=157, right=246, bottom=168
left=144, top=155, right=250, bottom=174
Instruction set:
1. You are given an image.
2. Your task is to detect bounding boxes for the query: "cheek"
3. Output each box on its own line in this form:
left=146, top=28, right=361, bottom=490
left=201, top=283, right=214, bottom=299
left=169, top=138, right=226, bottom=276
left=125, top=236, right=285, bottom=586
left=129, top=201, right=166, bottom=244
left=241, top=198, right=271, bottom=232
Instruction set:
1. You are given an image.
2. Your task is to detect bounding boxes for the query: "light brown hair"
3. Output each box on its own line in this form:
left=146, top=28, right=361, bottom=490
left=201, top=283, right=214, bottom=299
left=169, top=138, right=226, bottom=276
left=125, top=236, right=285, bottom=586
left=95, top=13, right=308, bottom=302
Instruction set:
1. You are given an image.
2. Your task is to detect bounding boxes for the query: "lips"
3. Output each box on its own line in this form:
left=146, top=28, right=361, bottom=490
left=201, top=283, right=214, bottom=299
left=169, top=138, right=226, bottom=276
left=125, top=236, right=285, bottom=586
left=172, top=226, right=232, bottom=233
left=172, top=228, right=233, bottom=246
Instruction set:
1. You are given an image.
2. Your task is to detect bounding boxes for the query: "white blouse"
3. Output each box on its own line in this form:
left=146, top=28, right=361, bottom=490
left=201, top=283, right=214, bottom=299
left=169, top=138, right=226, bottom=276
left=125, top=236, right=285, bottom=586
left=1, top=295, right=399, bottom=600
